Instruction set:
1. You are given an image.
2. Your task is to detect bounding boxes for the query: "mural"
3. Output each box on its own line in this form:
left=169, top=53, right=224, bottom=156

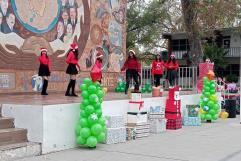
left=0, top=0, right=127, bottom=93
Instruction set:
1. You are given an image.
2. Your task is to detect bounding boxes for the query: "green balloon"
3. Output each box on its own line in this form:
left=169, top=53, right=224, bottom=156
left=201, top=114, right=206, bottom=120
left=94, top=102, right=101, bottom=109
left=86, top=136, right=97, bottom=148
left=86, top=105, right=95, bottom=114
left=212, top=114, right=218, bottom=120
left=88, top=85, right=97, bottom=94
left=205, top=92, right=211, bottom=97
left=147, top=88, right=152, bottom=93
left=88, top=115, right=98, bottom=125
left=77, top=135, right=86, bottom=145
left=204, top=86, right=210, bottom=92
left=96, top=109, right=102, bottom=117
left=97, top=90, right=104, bottom=98
left=80, top=110, right=87, bottom=117
left=116, top=87, right=121, bottom=92
left=80, top=84, right=88, bottom=91
left=93, top=81, right=101, bottom=87
left=97, top=132, right=106, bottom=142
left=207, top=101, right=214, bottom=108
left=209, top=109, right=216, bottom=115
left=81, top=91, right=89, bottom=99
left=82, top=99, right=90, bottom=106
left=142, top=87, right=146, bottom=93
left=206, top=114, right=212, bottom=120
left=98, top=117, right=106, bottom=126
left=213, top=104, right=219, bottom=110
left=99, top=98, right=103, bottom=103
left=84, top=78, right=92, bottom=85
left=89, top=94, right=99, bottom=103
left=80, top=128, right=91, bottom=139
left=203, top=77, right=208, bottom=82
left=210, top=90, right=215, bottom=94
left=79, top=118, right=88, bottom=127
left=80, top=103, right=85, bottom=110
left=91, top=124, right=103, bottom=136
left=120, top=87, right=125, bottom=92
left=75, top=125, right=81, bottom=136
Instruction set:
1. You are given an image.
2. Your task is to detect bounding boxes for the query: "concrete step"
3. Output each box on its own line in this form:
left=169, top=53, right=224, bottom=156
left=0, top=142, right=41, bottom=161
left=0, top=117, right=14, bottom=129
left=0, top=128, right=27, bottom=146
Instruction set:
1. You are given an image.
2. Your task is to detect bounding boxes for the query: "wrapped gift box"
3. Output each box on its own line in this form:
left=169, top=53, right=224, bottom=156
left=127, top=112, right=147, bottom=124
left=128, top=101, right=145, bottom=113
left=126, top=123, right=150, bottom=139
left=186, top=105, right=200, bottom=117
left=149, top=118, right=167, bottom=133
left=166, top=118, right=182, bottom=130
left=105, top=115, right=125, bottom=128
left=126, top=127, right=136, bottom=140
left=148, top=113, right=165, bottom=119
left=104, top=127, right=126, bottom=144
left=149, top=106, right=165, bottom=115
left=165, top=99, right=181, bottom=119
left=136, top=132, right=150, bottom=138
left=183, top=117, right=201, bottom=126
left=130, top=92, right=142, bottom=102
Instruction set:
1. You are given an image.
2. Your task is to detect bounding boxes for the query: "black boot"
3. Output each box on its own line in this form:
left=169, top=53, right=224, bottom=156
left=65, top=80, right=72, bottom=96
left=71, top=80, right=78, bottom=97
left=41, top=79, right=48, bottom=95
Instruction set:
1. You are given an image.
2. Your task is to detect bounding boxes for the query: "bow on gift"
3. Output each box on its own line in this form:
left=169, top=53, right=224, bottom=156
left=129, top=101, right=144, bottom=111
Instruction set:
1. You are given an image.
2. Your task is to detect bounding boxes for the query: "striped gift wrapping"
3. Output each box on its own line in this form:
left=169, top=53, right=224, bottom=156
left=166, top=118, right=182, bottom=130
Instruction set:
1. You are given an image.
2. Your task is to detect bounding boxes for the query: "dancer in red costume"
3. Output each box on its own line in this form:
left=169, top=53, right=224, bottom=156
left=165, top=53, right=179, bottom=88
left=38, top=48, right=51, bottom=95
left=151, top=52, right=165, bottom=87
left=65, top=43, right=80, bottom=97
left=90, top=52, right=103, bottom=83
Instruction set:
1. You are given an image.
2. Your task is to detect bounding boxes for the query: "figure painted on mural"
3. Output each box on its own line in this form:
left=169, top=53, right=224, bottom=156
left=151, top=52, right=165, bottom=87
left=38, top=48, right=51, bottom=95
left=64, top=23, right=73, bottom=43
left=165, top=53, right=179, bottom=88
left=121, top=50, right=141, bottom=94
left=108, top=48, right=124, bottom=72
left=69, top=7, right=77, bottom=27
left=2, top=13, right=18, bottom=34
left=0, top=0, right=9, bottom=17
left=61, top=10, right=70, bottom=27
left=0, top=12, right=3, bottom=32
left=61, top=0, right=69, bottom=9
left=65, top=43, right=80, bottom=97
left=56, top=21, right=65, bottom=42
left=68, top=0, right=78, bottom=8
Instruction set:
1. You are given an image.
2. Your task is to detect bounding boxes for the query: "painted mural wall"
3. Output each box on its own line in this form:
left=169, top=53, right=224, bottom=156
left=0, top=0, right=126, bottom=93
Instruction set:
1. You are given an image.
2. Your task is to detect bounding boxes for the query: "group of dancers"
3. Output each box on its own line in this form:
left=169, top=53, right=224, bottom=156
left=38, top=46, right=179, bottom=96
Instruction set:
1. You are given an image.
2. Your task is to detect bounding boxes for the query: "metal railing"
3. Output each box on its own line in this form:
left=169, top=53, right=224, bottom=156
left=140, top=66, right=198, bottom=90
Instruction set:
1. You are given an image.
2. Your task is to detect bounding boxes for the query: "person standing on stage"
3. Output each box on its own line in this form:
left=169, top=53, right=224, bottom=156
left=165, top=53, right=179, bottom=88
left=65, top=43, right=80, bottom=97
left=90, top=52, right=103, bottom=83
left=38, top=48, right=51, bottom=95
left=151, top=52, right=165, bottom=87
left=121, top=50, right=141, bottom=94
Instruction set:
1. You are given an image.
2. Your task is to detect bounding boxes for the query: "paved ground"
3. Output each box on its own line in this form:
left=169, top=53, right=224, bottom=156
left=16, top=117, right=241, bottom=161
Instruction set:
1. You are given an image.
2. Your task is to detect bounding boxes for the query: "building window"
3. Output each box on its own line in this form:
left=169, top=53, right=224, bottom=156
left=223, top=36, right=230, bottom=48
left=171, top=39, right=189, bottom=51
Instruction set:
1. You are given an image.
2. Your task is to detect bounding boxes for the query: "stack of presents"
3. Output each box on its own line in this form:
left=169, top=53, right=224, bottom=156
left=148, top=105, right=166, bottom=133
left=182, top=105, right=201, bottom=126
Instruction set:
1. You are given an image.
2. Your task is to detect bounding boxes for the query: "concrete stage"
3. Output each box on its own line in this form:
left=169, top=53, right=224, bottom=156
left=0, top=91, right=209, bottom=154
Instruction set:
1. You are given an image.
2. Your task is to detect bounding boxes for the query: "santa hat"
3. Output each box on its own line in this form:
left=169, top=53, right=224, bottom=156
left=70, top=43, right=78, bottom=50
left=170, top=53, right=175, bottom=57
left=40, top=48, right=47, bottom=52
left=96, top=52, right=103, bottom=58
left=129, top=49, right=135, bottom=55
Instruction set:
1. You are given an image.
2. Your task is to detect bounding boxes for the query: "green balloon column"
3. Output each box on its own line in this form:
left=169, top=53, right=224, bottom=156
left=75, top=78, right=106, bottom=148
left=199, top=76, right=220, bottom=122
left=142, top=82, right=152, bottom=93
left=115, top=80, right=126, bottom=93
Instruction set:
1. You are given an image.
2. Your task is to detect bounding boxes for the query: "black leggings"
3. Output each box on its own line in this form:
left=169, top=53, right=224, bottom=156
left=125, top=69, right=139, bottom=92
left=153, top=74, right=162, bottom=87
left=167, top=69, right=178, bottom=86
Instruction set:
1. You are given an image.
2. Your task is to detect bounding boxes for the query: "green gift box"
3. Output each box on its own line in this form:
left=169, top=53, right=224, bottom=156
left=186, top=105, right=200, bottom=117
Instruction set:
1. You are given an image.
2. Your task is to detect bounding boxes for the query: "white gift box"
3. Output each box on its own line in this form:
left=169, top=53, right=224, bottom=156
left=130, top=92, right=142, bottom=102
left=149, top=118, right=167, bottom=133
left=105, top=115, right=125, bottom=128
left=183, top=117, right=201, bottom=126
left=149, top=106, right=165, bottom=114
left=128, top=101, right=145, bottom=113
left=127, top=112, right=147, bottom=124
left=148, top=113, right=165, bottom=119
left=104, top=127, right=126, bottom=144
left=126, top=122, right=150, bottom=139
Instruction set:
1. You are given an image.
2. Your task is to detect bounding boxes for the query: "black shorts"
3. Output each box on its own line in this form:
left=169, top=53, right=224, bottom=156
left=66, top=63, right=78, bottom=75
left=38, top=64, right=50, bottom=76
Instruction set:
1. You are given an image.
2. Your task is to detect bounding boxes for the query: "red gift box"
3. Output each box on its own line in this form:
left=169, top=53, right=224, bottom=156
left=165, top=99, right=181, bottom=119
left=166, top=118, right=182, bottom=130
left=168, top=86, right=180, bottom=100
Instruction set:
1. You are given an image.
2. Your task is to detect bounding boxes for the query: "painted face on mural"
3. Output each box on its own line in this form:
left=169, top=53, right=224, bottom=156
left=66, top=23, right=73, bottom=35
left=62, top=10, right=69, bottom=22
left=57, top=21, right=64, bottom=35
left=61, top=0, right=67, bottom=6
left=0, top=0, right=9, bottom=15
left=68, top=0, right=76, bottom=6
left=7, top=13, right=15, bottom=29
left=70, top=7, right=76, bottom=20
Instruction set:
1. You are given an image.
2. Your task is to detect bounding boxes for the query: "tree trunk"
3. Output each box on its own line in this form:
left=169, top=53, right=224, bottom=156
left=181, top=0, right=203, bottom=66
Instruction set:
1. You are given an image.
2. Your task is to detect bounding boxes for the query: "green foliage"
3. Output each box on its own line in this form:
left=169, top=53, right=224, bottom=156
left=203, top=44, right=228, bottom=68
left=226, top=74, right=238, bottom=83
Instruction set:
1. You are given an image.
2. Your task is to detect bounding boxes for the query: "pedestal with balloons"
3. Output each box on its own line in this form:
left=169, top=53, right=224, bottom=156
left=199, top=70, right=220, bottom=122
left=75, top=78, right=106, bottom=148
left=141, top=82, right=152, bottom=93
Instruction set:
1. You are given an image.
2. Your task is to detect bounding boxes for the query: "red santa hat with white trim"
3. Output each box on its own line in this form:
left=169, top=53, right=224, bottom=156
left=96, top=51, right=103, bottom=58
left=70, top=43, right=78, bottom=51
left=41, top=48, right=47, bottom=52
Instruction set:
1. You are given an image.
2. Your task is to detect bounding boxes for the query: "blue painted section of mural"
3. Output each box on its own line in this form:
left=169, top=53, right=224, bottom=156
left=11, top=0, right=61, bottom=33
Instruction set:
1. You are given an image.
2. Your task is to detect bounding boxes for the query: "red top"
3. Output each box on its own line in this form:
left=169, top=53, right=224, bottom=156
left=66, top=51, right=80, bottom=69
left=39, top=53, right=51, bottom=71
left=165, top=61, right=179, bottom=70
left=151, top=60, right=165, bottom=74
left=90, top=59, right=102, bottom=82
left=121, top=58, right=141, bottom=73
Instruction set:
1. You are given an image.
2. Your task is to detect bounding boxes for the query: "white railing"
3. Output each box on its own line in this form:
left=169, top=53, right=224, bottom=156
left=226, top=47, right=241, bottom=57
left=141, top=66, right=198, bottom=90
left=172, top=51, right=187, bottom=59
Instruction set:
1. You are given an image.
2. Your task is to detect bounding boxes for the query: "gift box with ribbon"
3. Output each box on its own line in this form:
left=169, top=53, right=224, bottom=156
left=149, top=118, right=167, bottom=133
left=166, top=118, right=182, bottom=130
left=105, top=115, right=125, bottom=128
left=104, top=127, right=126, bottom=144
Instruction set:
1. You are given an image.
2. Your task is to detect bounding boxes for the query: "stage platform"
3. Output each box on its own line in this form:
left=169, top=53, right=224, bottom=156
left=0, top=91, right=210, bottom=155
